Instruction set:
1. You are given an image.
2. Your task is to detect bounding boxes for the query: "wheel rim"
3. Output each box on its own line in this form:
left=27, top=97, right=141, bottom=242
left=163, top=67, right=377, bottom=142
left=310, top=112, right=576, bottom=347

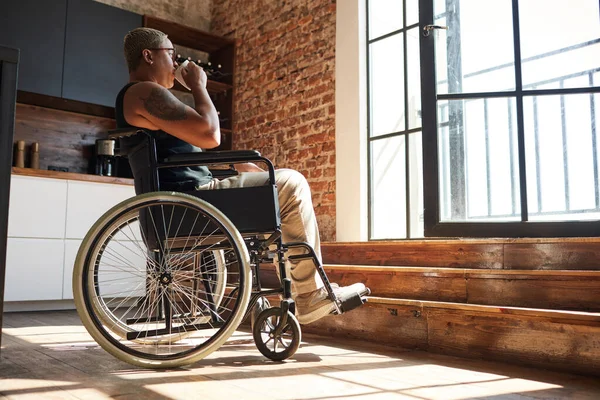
left=74, top=193, right=251, bottom=366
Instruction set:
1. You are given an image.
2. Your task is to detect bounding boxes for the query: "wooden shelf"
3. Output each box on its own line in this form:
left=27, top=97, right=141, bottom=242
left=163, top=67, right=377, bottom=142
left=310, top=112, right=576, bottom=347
left=143, top=16, right=235, bottom=53
left=17, top=91, right=115, bottom=119
left=207, top=80, right=233, bottom=94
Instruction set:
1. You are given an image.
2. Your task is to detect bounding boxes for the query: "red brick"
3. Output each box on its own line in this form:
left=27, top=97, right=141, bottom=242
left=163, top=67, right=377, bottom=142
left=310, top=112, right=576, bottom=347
left=213, top=0, right=336, bottom=241
left=322, top=192, right=335, bottom=204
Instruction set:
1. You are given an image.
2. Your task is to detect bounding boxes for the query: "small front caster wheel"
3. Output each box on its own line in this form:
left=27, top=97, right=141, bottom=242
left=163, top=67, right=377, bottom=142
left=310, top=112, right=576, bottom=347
left=252, top=307, right=301, bottom=361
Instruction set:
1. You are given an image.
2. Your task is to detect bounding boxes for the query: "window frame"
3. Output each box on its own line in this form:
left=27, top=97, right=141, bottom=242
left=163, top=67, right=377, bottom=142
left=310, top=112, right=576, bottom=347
left=366, top=0, right=424, bottom=240
left=420, top=0, right=600, bottom=238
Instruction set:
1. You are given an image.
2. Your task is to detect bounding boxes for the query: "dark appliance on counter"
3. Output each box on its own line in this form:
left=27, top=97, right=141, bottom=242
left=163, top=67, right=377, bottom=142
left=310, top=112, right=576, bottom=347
left=94, top=138, right=133, bottom=178
left=95, top=139, right=116, bottom=176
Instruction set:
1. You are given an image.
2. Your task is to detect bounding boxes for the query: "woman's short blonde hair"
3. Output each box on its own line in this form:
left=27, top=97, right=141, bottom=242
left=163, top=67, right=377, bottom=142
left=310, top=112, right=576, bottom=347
left=123, top=27, right=168, bottom=72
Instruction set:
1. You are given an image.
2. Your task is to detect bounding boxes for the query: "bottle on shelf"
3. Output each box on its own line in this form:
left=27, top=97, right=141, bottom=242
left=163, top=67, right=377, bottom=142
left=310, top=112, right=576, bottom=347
left=30, top=142, right=40, bottom=169
left=14, top=140, right=25, bottom=168
left=175, top=55, right=230, bottom=82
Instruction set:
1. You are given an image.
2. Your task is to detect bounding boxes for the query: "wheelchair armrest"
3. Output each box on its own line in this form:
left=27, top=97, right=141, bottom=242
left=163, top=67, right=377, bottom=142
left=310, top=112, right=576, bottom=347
left=107, top=128, right=146, bottom=140
left=163, top=150, right=261, bottom=164
left=160, top=150, right=276, bottom=184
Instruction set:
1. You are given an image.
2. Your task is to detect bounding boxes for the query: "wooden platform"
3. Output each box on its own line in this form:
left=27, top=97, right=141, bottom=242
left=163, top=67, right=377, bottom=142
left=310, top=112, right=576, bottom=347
left=2, top=310, right=600, bottom=400
left=264, top=239, right=600, bottom=377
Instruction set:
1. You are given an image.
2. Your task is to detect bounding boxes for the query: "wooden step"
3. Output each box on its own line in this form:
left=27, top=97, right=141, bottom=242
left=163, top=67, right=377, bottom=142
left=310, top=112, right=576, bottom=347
left=325, top=265, right=600, bottom=312
left=300, top=297, right=600, bottom=377
left=259, top=264, right=600, bottom=312
left=322, top=239, right=600, bottom=270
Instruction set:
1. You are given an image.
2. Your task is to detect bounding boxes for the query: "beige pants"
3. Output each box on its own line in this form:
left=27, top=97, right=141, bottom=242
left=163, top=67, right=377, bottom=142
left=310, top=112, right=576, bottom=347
left=198, top=169, right=324, bottom=295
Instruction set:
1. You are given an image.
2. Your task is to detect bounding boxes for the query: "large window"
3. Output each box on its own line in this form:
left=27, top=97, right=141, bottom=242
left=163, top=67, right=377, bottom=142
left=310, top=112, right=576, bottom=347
left=368, top=0, right=600, bottom=238
left=367, top=0, right=424, bottom=239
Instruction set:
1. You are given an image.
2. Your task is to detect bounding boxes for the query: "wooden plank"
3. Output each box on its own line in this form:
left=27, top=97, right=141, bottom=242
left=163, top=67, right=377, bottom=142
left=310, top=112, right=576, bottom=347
left=303, top=298, right=600, bottom=377
left=17, top=90, right=115, bottom=119
left=426, top=308, right=600, bottom=377
left=12, top=167, right=133, bottom=186
left=324, top=267, right=468, bottom=302
left=260, top=263, right=600, bottom=310
left=322, top=240, right=600, bottom=270
left=466, top=275, right=600, bottom=311
left=505, top=242, right=600, bottom=270
left=143, top=16, right=235, bottom=53
left=302, top=302, right=429, bottom=350
left=366, top=297, right=600, bottom=323
left=322, top=241, right=504, bottom=268
left=14, top=103, right=115, bottom=174
left=5, top=309, right=600, bottom=399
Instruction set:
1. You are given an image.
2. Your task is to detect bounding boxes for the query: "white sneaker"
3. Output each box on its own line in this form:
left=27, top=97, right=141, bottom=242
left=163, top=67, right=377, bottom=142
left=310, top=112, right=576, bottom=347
left=295, top=282, right=367, bottom=325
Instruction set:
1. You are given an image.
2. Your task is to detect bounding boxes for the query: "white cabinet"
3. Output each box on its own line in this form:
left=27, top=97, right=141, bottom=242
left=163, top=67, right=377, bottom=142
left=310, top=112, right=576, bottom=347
left=65, top=180, right=134, bottom=239
left=5, top=238, right=65, bottom=301
left=62, top=239, right=82, bottom=300
left=6, top=175, right=135, bottom=306
left=8, top=175, right=67, bottom=238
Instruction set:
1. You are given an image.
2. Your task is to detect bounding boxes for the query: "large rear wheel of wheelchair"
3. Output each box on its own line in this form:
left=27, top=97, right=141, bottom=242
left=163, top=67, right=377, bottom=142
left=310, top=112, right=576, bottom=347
left=252, top=307, right=301, bottom=361
left=73, top=192, right=251, bottom=369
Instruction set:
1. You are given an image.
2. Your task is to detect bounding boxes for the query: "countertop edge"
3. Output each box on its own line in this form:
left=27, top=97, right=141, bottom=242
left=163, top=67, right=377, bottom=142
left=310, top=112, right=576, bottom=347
left=11, top=167, right=134, bottom=186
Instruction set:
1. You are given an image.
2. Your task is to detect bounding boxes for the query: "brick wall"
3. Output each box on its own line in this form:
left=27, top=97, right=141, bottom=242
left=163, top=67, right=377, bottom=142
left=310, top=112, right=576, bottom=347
left=212, top=0, right=337, bottom=241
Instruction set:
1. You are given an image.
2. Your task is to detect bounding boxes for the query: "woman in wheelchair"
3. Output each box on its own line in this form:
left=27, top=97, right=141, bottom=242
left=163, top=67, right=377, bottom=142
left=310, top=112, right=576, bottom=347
left=72, top=27, right=369, bottom=368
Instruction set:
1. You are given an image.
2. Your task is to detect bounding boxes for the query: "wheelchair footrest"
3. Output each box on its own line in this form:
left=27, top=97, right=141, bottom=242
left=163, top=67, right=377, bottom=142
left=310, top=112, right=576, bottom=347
left=337, top=287, right=370, bottom=314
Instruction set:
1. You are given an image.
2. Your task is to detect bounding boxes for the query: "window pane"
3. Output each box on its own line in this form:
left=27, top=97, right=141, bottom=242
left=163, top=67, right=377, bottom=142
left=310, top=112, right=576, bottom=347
left=524, top=93, right=600, bottom=221
left=370, top=34, right=405, bottom=137
left=520, top=0, right=600, bottom=90
left=409, top=132, right=424, bottom=238
left=435, top=0, right=515, bottom=94
left=369, top=0, right=403, bottom=39
left=371, top=136, right=407, bottom=239
left=407, top=27, right=421, bottom=130
left=438, top=98, right=520, bottom=222
left=406, top=0, right=418, bottom=26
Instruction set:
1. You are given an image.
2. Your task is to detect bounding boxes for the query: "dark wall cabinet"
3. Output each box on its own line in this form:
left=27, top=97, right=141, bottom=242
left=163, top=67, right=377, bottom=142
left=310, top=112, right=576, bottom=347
left=0, top=0, right=141, bottom=108
left=63, top=0, right=141, bottom=107
left=0, top=0, right=67, bottom=98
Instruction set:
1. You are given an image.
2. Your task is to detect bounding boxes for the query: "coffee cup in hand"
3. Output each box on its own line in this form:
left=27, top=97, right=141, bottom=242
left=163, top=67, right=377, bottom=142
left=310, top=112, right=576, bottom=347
left=175, top=60, right=191, bottom=90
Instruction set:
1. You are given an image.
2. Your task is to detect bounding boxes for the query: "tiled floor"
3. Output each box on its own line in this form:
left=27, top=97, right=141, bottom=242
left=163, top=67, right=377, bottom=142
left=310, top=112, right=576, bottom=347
left=1, top=310, right=599, bottom=399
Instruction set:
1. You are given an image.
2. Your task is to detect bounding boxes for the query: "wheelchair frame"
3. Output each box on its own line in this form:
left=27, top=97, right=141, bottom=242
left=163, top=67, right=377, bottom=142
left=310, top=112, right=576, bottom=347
left=72, top=128, right=367, bottom=368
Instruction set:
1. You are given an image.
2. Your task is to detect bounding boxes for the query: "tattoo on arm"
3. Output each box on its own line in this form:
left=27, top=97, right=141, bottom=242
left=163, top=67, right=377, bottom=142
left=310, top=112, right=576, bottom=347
left=141, top=88, right=187, bottom=121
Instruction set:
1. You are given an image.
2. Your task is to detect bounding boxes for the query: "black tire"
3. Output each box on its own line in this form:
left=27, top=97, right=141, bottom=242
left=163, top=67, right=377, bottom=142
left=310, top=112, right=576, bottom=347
left=253, top=307, right=301, bottom=361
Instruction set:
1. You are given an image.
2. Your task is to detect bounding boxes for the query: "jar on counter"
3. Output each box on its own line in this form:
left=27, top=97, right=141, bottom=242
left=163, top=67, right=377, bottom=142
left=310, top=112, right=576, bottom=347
left=14, top=140, right=25, bottom=168
left=30, top=142, right=40, bottom=169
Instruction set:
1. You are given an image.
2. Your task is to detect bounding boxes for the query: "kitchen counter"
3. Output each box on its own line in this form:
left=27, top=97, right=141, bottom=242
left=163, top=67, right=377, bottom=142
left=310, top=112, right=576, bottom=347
left=11, top=167, right=134, bottom=186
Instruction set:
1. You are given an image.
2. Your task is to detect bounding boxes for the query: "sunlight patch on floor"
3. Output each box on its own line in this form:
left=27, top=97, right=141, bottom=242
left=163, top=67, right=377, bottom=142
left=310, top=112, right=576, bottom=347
left=0, top=378, right=79, bottom=391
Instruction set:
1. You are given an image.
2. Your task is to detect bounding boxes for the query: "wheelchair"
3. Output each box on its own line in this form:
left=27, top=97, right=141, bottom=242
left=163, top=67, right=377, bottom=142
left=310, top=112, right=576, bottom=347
left=72, top=128, right=369, bottom=369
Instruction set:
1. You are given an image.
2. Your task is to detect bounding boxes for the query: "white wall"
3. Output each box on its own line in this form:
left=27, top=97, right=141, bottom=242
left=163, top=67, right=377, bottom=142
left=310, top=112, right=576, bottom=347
left=335, top=0, right=368, bottom=241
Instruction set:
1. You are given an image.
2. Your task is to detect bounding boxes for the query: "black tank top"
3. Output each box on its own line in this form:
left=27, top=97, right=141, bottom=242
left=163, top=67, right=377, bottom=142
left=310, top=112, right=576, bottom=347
left=115, top=82, right=213, bottom=191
